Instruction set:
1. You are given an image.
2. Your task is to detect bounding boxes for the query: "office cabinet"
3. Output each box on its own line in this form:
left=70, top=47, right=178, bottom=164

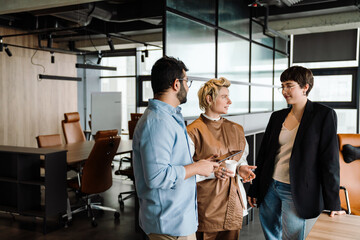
left=243, top=130, right=265, bottom=225
left=0, top=145, right=67, bottom=233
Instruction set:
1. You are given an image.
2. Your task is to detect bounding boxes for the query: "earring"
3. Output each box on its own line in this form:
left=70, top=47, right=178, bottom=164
left=303, top=91, right=306, bottom=96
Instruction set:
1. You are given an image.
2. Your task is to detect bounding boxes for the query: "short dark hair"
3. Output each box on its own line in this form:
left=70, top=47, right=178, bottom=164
left=280, top=66, right=314, bottom=96
left=151, top=56, right=188, bottom=96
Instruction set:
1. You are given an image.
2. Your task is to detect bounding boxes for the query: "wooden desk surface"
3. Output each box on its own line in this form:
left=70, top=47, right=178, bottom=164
left=307, top=213, right=360, bottom=239
left=51, top=139, right=133, bottom=165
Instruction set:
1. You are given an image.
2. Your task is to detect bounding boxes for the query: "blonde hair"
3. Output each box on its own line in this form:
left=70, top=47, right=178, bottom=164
left=198, top=77, right=231, bottom=111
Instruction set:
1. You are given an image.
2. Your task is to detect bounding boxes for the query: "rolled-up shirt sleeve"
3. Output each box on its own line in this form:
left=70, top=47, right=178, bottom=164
left=140, top=119, right=186, bottom=189
left=238, top=140, right=249, bottom=166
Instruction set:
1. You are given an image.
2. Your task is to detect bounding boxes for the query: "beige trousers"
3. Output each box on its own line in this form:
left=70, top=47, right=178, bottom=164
left=196, top=230, right=240, bottom=240
left=148, top=232, right=196, bottom=240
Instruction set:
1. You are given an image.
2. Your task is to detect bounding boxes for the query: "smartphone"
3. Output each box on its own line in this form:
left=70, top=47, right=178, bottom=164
left=214, top=150, right=243, bottom=163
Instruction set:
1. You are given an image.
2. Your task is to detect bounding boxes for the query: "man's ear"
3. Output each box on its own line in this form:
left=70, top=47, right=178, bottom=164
left=173, top=79, right=180, bottom=91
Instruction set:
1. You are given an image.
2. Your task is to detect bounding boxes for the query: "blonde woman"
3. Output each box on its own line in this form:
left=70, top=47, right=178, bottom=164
left=187, top=77, right=256, bottom=240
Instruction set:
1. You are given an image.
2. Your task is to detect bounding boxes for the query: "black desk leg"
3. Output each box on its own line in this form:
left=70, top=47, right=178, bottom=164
left=43, top=217, right=47, bottom=234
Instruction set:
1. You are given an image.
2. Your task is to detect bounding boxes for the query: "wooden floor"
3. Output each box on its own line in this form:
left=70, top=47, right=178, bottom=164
left=0, top=160, right=265, bottom=240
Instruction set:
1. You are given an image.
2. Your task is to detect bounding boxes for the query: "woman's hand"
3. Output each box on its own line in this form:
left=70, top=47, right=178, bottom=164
left=214, top=166, right=234, bottom=181
left=238, top=165, right=257, bottom=183
left=248, top=197, right=257, bottom=208
left=329, top=210, right=346, bottom=217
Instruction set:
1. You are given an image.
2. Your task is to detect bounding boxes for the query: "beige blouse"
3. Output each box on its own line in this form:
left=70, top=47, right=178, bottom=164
left=273, top=123, right=299, bottom=184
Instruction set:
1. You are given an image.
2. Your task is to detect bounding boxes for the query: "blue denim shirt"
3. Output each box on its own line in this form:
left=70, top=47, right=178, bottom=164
left=132, top=99, right=198, bottom=236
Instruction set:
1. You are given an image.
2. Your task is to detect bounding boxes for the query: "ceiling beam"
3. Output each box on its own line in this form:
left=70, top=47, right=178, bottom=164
left=0, top=0, right=102, bottom=15
left=268, top=11, right=360, bottom=35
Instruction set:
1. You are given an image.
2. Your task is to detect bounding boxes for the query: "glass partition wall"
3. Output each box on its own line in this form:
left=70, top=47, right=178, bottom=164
left=93, top=0, right=290, bottom=133
left=100, top=56, right=137, bottom=132
left=165, top=0, right=288, bottom=118
left=292, top=29, right=360, bottom=133
left=99, top=48, right=162, bottom=132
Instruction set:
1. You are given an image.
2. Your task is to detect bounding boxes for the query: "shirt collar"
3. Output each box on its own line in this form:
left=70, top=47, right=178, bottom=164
left=148, top=99, right=182, bottom=115
left=201, top=113, right=221, bottom=121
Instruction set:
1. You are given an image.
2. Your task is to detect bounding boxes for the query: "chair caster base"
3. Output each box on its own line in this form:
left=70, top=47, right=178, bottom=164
left=91, top=220, right=98, bottom=227
left=118, top=196, right=125, bottom=210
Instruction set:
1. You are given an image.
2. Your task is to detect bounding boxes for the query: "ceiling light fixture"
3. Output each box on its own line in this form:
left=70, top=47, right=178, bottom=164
left=4, top=45, right=12, bottom=57
left=0, top=38, right=3, bottom=52
left=107, top=34, right=115, bottom=51
left=47, top=34, right=53, bottom=48
left=144, top=44, right=149, bottom=57
left=141, top=44, right=148, bottom=63
left=97, top=50, right=102, bottom=64
left=39, top=74, right=81, bottom=81
left=75, top=63, right=117, bottom=71
left=51, top=52, right=55, bottom=64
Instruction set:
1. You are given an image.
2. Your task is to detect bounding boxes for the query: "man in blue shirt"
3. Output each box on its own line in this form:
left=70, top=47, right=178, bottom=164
left=133, top=56, right=219, bottom=240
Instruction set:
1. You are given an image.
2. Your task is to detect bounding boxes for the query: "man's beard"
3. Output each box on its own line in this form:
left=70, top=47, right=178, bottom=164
left=177, top=82, right=187, bottom=104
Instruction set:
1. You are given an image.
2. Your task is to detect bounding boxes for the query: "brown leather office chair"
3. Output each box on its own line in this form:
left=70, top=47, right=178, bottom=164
left=338, top=134, right=360, bottom=215
left=116, top=113, right=142, bottom=209
left=88, top=114, right=92, bottom=130
left=62, top=112, right=86, bottom=144
left=128, top=113, right=142, bottom=139
left=36, top=134, right=63, bottom=170
left=130, top=113, right=142, bottom=121
left=128, top=120, right=137, bottom=140
left=67, top=132, right=121, bottom=227
left=36, top=134, right=62, bottom=148
left=94, top=129, right=118, bottom=140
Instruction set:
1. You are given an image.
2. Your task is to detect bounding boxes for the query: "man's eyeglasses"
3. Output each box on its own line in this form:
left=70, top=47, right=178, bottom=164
left=278, top=85, right=297, bottom=93
left=179, top=78, right=193, bottom=88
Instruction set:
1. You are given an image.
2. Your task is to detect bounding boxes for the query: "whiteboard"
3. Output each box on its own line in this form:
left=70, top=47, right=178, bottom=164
left=91, top=92, right=122, bottom=135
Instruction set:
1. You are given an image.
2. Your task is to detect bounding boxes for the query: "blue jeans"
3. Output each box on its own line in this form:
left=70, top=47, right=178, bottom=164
left=259, top=180, right=306, bottom=240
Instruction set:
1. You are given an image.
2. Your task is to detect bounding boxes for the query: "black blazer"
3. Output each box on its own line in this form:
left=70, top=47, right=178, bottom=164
left=249, top=100, right=341, bottom=219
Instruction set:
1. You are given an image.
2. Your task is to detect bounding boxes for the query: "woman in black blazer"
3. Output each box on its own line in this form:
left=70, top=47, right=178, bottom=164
left=248, top=66, right=345, bottom=240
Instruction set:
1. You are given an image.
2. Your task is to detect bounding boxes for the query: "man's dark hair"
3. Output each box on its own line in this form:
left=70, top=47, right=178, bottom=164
left=280, top=66, right=314, bottom=96
left=151, top=56, right=188, bottom=96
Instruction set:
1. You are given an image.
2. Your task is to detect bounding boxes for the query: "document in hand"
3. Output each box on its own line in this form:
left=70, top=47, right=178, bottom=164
left=214, top=150, right=243, bottom=163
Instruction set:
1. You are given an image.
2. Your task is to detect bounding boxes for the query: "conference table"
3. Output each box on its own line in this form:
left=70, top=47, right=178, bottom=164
left=307, top=213, right=360, bottom=239
left=51, top=138, right=133, bottom=165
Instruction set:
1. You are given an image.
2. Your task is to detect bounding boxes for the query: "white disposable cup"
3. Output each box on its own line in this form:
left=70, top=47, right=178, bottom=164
left=225, top=160, right=237, bottom=177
